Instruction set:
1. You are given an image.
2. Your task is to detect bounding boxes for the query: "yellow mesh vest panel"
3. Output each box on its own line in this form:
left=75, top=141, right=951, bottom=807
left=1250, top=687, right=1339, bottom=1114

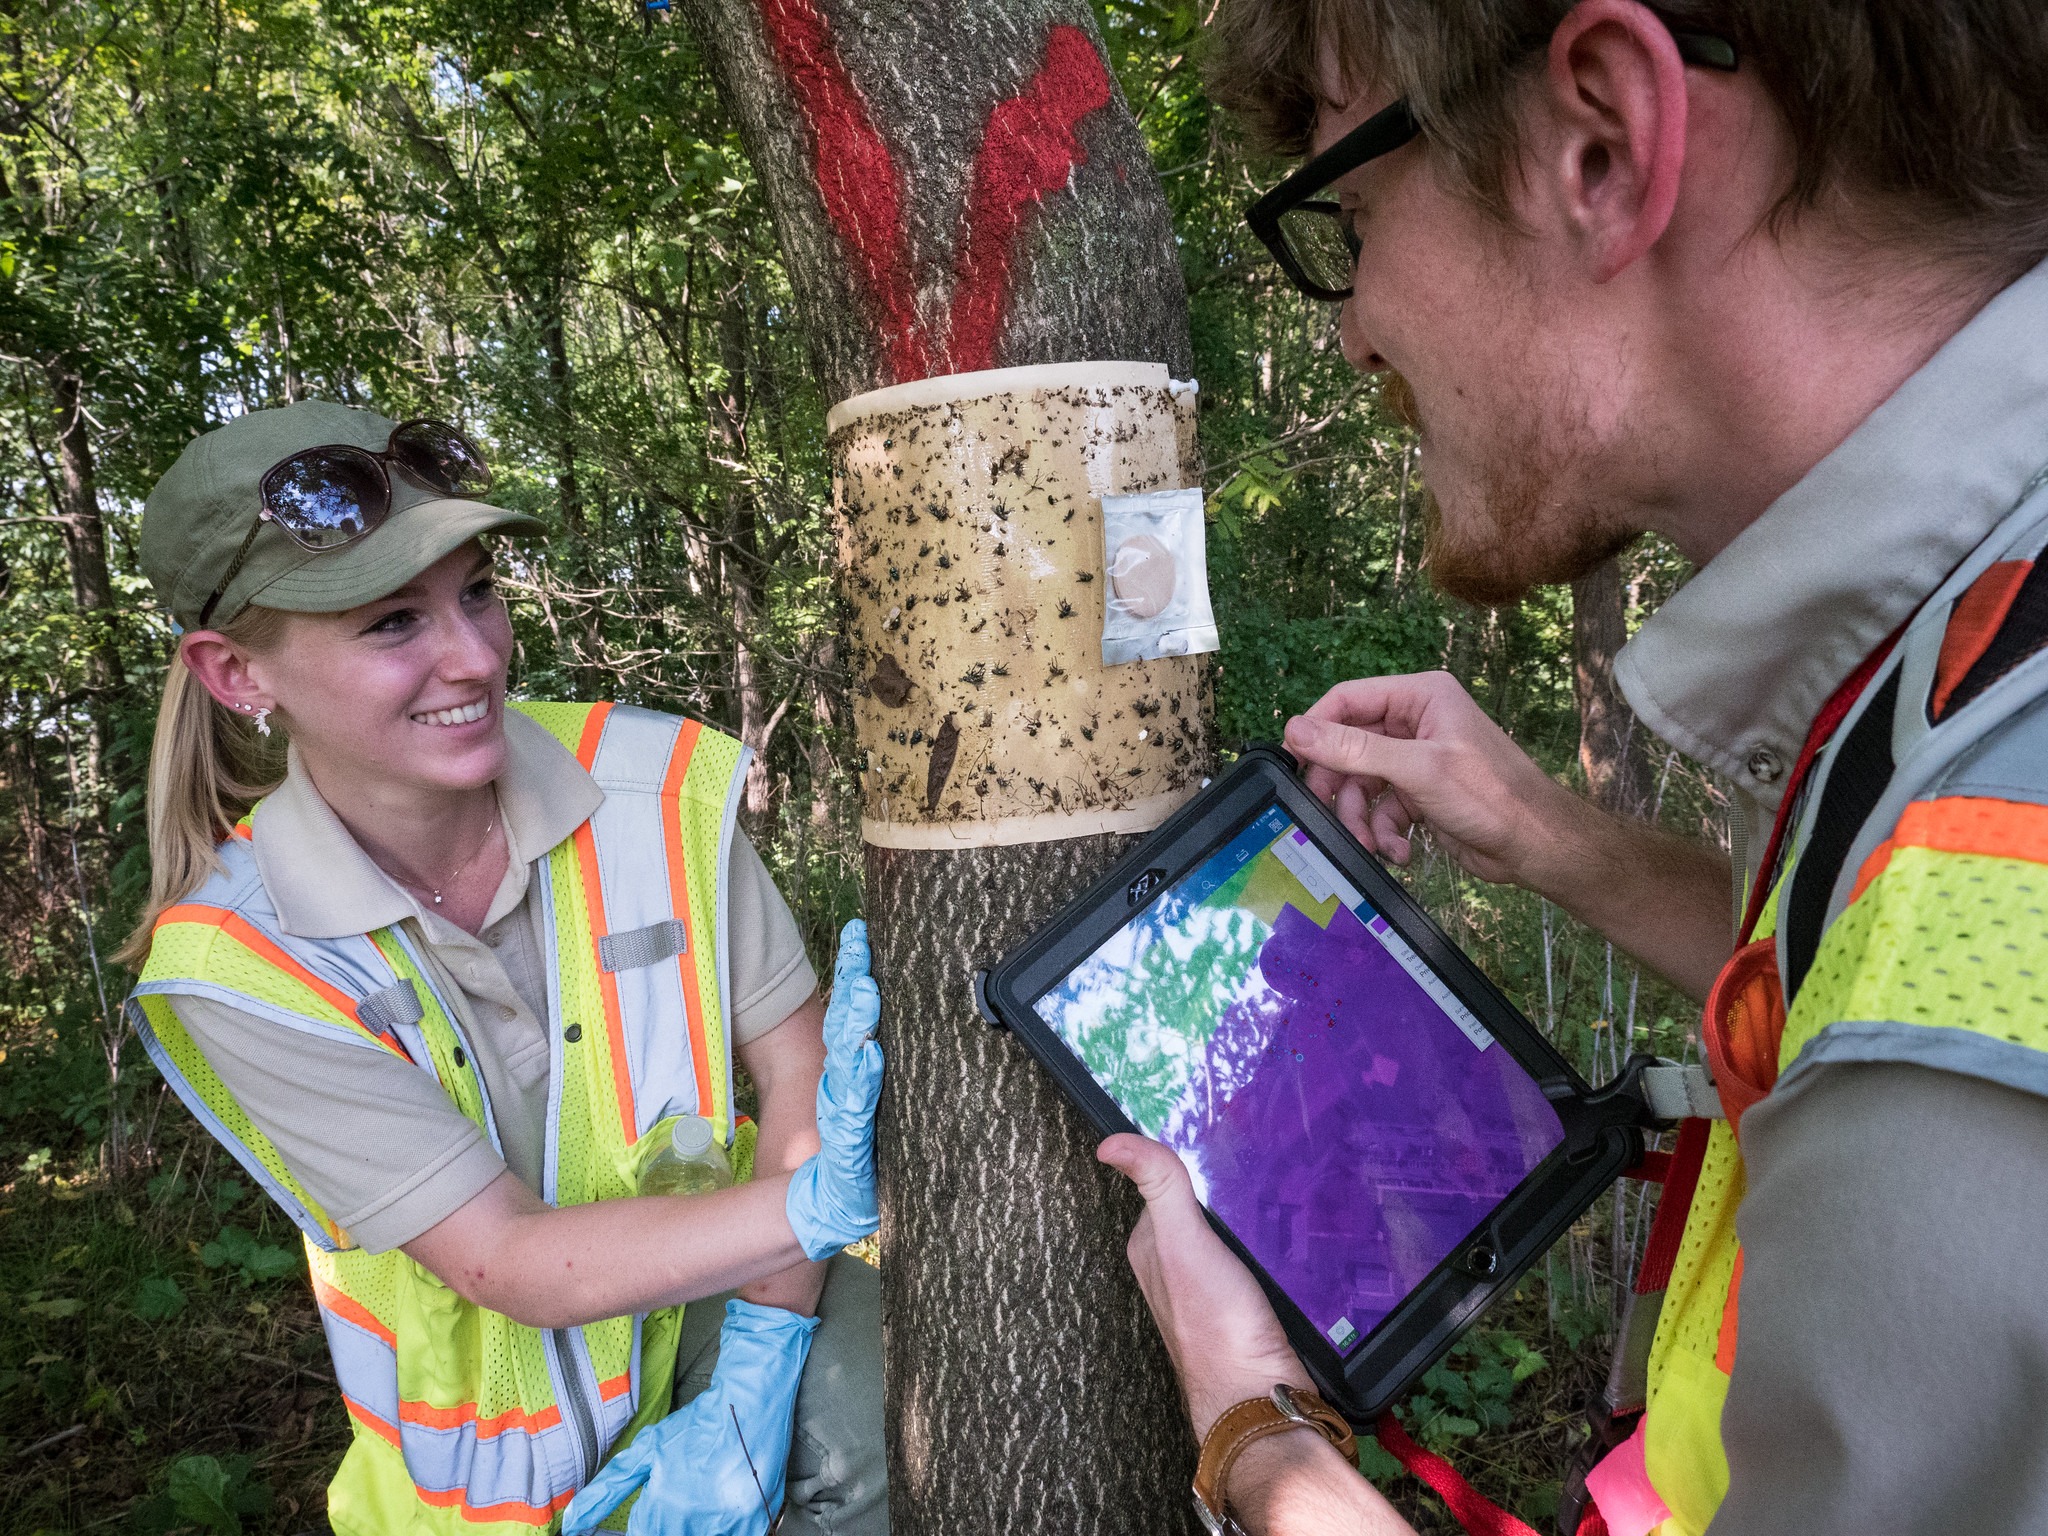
left=1644, top=831, right=2048, bottom=1530
left=1784, top=842, right=2048, bottom=1059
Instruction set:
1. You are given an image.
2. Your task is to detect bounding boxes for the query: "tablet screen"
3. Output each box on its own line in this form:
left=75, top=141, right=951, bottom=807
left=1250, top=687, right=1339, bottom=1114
left=1033, top=803, right=1565, bottom=1355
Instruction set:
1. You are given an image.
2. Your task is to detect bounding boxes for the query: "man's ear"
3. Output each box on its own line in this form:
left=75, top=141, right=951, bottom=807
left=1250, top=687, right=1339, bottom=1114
left=1541, top=0, right=1689, bottom=282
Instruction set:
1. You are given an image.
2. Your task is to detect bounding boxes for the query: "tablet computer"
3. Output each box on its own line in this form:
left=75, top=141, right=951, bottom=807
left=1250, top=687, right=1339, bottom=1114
left=975, top=747, right=1646, bottom=1423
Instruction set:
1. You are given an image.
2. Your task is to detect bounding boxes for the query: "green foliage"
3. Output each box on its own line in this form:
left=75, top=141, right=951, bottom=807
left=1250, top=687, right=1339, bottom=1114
left=198, top=1228, right=299, bottom=1288
left=135, top=1453, right=273, bottom=1535
left=130, top=1275, right=188, bottom=1323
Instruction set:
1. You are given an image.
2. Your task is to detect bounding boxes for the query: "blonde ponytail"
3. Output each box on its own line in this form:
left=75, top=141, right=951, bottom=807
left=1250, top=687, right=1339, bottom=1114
left=118, top=607, right=291, bottom=968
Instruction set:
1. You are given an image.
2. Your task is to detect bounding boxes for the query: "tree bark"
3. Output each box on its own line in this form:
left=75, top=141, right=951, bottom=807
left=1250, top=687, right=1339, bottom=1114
left=674, top=4, right=1200, bottom=1531
left=1571, top=556, right=1649, bottom=817
left=40, top=358, right=124, bottom=794
left=712, top=289, right=781, bottom=823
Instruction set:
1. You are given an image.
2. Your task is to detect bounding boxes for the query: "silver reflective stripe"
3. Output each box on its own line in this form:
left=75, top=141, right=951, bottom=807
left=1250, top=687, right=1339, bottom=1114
left=584, top=705, right=697, bottom=1137
left=357, top=980, right=424, bottom=1035
left=597, top=918, right=688, bottom=973
left=1641, top=1062, right=1723, bottom=1121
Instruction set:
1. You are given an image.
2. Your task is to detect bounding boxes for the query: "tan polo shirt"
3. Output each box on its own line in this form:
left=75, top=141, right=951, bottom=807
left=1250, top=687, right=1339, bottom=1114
left=169, top=708, right=817, bottom=1254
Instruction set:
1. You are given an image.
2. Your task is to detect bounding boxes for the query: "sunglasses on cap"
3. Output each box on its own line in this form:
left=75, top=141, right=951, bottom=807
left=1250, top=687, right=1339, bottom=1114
left=197, top=419, right=493, bottom=629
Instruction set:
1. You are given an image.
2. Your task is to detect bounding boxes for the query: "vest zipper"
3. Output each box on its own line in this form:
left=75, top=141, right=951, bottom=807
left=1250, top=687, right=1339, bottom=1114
left=548, top=1326, right=603, bottom=1483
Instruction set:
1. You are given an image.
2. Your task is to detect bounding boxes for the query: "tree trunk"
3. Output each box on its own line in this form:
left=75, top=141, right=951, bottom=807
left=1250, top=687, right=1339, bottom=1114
left=542, top=293, right=605, bottom=697
left=41, top=358, right=124, bottom=791
left=675, top=4, right=1200, bottom=1531
left=713, top=289, right=781, bottom=823
left=1572, top=556, right=1650, bottom=817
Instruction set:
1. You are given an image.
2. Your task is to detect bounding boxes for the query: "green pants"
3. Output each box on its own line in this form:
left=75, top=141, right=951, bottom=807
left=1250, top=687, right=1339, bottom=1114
left=672, top=1255, right=890, bottom=1535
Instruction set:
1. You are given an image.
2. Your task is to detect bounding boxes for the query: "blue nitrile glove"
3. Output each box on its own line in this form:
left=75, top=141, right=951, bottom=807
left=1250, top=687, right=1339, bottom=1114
left=785, top=919, right=882, bottom=1261
left=561, top=1299, right=819, bottom=1536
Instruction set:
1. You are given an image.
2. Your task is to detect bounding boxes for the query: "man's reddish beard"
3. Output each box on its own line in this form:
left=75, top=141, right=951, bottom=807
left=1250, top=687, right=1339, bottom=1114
left=1381, top=370, right=1635, bottom=607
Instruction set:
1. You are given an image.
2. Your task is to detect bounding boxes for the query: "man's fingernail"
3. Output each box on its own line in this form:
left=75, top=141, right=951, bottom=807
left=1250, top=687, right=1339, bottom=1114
left=1283, top=716, right=1315, bottom=744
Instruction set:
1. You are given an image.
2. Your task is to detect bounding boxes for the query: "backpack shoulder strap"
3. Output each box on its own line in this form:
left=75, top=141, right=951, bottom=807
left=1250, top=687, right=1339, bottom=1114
left=1783, top=513, right=2048, bottom=1002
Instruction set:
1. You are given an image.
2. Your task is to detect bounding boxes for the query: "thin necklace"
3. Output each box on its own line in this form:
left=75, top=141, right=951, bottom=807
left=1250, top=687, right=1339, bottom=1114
left=389, top=797, right=500, bottom=907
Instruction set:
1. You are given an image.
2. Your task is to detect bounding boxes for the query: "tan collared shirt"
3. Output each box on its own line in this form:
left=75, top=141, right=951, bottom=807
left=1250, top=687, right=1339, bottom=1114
left=1611, top=259, right=2048, bottom=1534
left=170, top=708, right=817, bottom=1253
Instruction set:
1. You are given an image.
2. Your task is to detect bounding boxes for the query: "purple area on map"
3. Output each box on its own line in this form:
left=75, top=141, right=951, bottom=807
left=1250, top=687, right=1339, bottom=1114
left=1167, top=901, right=1564, bottom=1348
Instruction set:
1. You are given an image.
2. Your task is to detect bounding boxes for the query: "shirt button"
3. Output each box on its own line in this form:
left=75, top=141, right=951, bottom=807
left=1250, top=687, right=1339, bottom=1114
left=1746, top=746, right=1783, bottom=784
left=452, top=1047, right=467, bottom=1069
left=487, top=932, right=503, bottom=948
left=564, top=1023, right=583, bottom=1043
left=499, top=1005, right=517, bottom=1022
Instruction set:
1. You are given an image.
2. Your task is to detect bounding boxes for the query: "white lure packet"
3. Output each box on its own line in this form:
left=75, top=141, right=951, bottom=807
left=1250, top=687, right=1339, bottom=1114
left=1099, top=486, right=1220, bottom=666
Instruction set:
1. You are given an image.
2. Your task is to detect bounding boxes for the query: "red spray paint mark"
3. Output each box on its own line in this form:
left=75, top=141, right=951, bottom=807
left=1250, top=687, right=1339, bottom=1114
left=945, top=25, right=1111, bottom=374
left=756, top=0, right=933, bottom=381
left=753, top=4, right=1112, bottom=383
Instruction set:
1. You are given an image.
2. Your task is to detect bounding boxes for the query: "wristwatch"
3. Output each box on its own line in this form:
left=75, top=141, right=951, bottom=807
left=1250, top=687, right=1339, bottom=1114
left=1191, top=1383, right=1358, bottom=1535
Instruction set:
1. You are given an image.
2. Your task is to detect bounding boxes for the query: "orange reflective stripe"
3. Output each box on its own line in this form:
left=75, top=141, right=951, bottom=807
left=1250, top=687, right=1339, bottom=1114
left=660, top=718, right=712, bottom=1114
left=1847, top=838, right=1896, bottom=906
left=573, top=818, right=638, bottom=1144
left=310, top=1273, right=397, bottom=1346
left=574, top=700, right=614, bottom=769
left=155, top=904, right=408, bottom=1060
left=415, top=1483, right=575, bottom=1526
left=229, top=822, right=254, bottom=842
left=569, top=705, right=637, bottom=1139
left=1894, top=794, right=2048, bottom=864
left=399, top=1397, right=563, bottom=1438
left=1933, top=560, right=2033, bottom=719
left=1848, top=797, right=2048, bottom=905
left=598, top=1371, right=632, bottom=1403
left=345, top=1395, right=403, bottom=1448
left=1715, top=1248, right=1744, bottom=1374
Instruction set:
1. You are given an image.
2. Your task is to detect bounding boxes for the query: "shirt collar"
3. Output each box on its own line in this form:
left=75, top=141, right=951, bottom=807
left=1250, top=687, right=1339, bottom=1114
left=252, top=706, right=604, bottom=939
left=1615, top=256, right=2048, bottom=809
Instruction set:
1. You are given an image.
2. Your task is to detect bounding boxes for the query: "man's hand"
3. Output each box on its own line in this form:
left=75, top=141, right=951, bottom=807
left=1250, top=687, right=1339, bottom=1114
left=1099, top=1135, right=1412, bottom=1536
left=1283, top=671, right=1589, bottom=886
left=1096, top=1134, right=1309, bottom=1438
left=1284, top=671, right=1734, bottom=998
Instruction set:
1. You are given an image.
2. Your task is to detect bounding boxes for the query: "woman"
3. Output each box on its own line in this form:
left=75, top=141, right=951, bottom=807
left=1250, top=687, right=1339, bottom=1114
left=122, top=401, right=887, bottom=1536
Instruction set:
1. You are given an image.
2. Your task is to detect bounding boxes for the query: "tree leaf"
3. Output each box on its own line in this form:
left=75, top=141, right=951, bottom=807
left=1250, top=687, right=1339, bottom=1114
left=132, top=1275, right=187, bottom=1321
left=167, top=1453, right=241, bottom=1536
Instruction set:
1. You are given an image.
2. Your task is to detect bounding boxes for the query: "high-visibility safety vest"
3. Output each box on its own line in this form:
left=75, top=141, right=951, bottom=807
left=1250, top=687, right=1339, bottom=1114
left=127, top=702, right=756, bottom=1534
left=1586, top=490, right=2048, bottom=1536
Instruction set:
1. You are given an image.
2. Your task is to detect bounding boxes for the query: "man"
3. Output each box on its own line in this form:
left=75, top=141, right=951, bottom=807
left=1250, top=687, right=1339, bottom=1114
left=1097, top=3, right=2048, bottom=1533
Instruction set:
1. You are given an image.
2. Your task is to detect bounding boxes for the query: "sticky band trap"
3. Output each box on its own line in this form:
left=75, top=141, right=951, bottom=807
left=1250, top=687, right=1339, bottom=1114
left=827, top=362, right=1210, bottom=849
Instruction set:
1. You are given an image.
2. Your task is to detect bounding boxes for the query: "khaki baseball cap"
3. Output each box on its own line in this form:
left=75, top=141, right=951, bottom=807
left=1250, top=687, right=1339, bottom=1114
left=142, top=401, right=544, bottom=631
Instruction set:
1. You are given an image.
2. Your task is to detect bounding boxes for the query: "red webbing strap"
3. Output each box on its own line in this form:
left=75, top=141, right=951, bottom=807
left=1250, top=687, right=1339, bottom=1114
left=1623, top=1148, right=1673, bottom=1185
left=1374, top=1413, right=1543, bottom=1536
left=1631, top=1115, right=1710, bottom=1296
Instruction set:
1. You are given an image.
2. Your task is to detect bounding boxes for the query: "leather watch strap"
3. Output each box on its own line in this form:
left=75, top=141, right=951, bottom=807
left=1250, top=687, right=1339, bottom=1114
left=1191, top=1384, right=1358, bottom=1534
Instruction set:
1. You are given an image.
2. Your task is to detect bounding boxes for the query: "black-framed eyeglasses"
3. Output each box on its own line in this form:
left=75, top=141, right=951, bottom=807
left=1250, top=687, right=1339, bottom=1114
left=197, top=419, right=493, bottom=629
left=1246, top=19, right=1740, bottom=302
